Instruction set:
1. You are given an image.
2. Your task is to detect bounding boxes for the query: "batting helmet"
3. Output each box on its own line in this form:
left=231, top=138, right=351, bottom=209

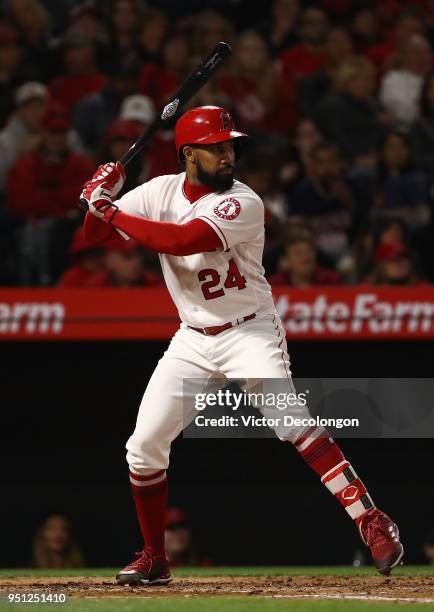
left=175, top=106, right=247, bottom=160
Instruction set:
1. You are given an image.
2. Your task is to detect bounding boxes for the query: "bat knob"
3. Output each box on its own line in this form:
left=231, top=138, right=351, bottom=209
left=79, top=197, right=89, bottom=211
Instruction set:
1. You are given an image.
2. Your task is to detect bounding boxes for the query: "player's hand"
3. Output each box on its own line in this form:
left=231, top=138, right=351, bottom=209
left=80, top=161, right=126, bottom=201
left=81, top=183, right=119, bottom=223
left=80, top=161, right=125, bottom=217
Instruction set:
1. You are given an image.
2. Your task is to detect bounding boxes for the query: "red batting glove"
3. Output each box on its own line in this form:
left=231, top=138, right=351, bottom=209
left=80, top=161, right=126, bottom=203
left=80, top=161, right=126, bottom=217
left=81, top=184, right=119, bottom=223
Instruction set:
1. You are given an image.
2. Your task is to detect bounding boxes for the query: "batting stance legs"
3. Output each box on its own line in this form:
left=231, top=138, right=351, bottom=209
left=119, top=315, right=403, bottom=584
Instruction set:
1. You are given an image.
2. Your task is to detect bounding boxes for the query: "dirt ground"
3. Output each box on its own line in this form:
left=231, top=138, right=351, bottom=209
left=1, top=575, right=434, bottom=602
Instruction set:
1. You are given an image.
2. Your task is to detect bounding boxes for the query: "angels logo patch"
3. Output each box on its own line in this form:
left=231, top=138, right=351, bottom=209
left=213, top=198, right=241, bottom=220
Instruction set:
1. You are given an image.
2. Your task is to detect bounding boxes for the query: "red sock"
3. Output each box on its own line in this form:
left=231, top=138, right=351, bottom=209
left=293, top=427, right=375, bottom=523
left=129, top=469, right=168, bottom=556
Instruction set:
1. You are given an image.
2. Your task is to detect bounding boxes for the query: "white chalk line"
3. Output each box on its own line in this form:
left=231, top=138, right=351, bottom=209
left=268, top=593, right=434, bottom=603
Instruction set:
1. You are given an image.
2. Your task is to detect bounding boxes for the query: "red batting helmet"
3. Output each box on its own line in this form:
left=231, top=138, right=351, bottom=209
left=175, top=106, right=247, bottom=160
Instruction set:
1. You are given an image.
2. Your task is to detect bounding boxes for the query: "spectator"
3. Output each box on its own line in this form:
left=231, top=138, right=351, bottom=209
left=138, top=7, right=168, bottom=64
left=7, top=0, right=51, bottom=43
left=139, top=33, right=189, bottom=109
left=119, top=95, right=178, bottom=179
left=289, top=143, right=353, bottom=264
left=339, top=216, right=412, bottom=284
left=217, top=30, right=296, bottom=136
left=119, top=93, right=155, bottom=129
left=49, top=31, right=106, bottom=114
left=0, top=25, right=40, bottom=127
left=315, top=57, right=384, bottom=165
left=380, top=34, right=432, bottom=125
left=0, top=81, right=48, bottom=192
left=339, top=222, right=375, bottom=284
left=8, top=103, right=95, bottom=219
left=98, top=117, right=141, bottom=193
left=165, top=508, right=212, bottom=567
left=237, top=151, right=288, bottom=223
left=107, top=0, right=143, bottom=56
left=191, top=10, right=234, bottom=60
left=409, top=70, right=434, bottom=174
left=268, top=231, right=342, bottom=286
left=369, top=241, right=425, bottom=285
left=423, top=530, right=434, bottom=564
left=33, top=514, right=84, bottom=569
left=89, top=238, right=163, bottom=287
left=7, top=104, right=95, bottom=284
left=185, top=66, right=231, bottom=112
left=281, top=119, right=323, bottom=196
left=278, top=7, right=328, bottom=84
left=298, top=26, right=353, bottom=118
left=237, top=151, right=288, bottom=274
left=258, top=0, right=300, bottom=57
left=6, top=0, right=54, bottom=80
left=375, top=217, right=409, bottom=248
left=351, top=6, right=380, bottom=54
left=365, top=8, right=426, bottom=74
left=67, top=1, right=109, bottom=50
left=73, top=55, right=140, bottom=155
left=374, top=131, right=430, bottom=230
left=58, top=225, right=105, bottom=286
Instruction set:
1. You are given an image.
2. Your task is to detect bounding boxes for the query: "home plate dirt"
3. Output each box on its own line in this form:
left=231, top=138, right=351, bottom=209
left=1, top=575, right=434, bottom=602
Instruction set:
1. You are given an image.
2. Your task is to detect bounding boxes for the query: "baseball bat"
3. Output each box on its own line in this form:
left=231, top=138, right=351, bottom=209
left=79, top=41, right=232, bottom=210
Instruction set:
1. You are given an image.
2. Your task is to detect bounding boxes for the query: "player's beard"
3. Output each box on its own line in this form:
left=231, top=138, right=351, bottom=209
left=196, top=161, right=234, bottom=192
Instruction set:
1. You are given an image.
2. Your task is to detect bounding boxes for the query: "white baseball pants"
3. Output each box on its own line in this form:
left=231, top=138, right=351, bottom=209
left=126, top=314, right=312, bottom=474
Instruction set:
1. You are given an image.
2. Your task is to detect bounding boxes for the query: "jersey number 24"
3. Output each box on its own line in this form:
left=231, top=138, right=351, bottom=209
left=198, top=258, right=246, bottom=300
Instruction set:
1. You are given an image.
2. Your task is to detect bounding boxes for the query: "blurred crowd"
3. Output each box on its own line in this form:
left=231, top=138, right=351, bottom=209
left=31, top=508, right=211, bottom=568
left=1, top=0, right=434, bottom=287
left=28, top=510, right=434, bottom=568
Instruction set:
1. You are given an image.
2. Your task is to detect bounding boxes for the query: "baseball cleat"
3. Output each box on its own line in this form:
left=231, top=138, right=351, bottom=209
left=116, top=547, right=172, bottom=586
left=357, top=508, right=404, bottom=575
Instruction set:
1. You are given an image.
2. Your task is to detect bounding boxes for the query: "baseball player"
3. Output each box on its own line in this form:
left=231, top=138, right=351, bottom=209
left=80, top=106, right=403, bottom=585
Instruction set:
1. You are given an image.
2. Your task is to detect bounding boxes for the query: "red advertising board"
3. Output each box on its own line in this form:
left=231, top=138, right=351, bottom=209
left=0, top=287, right=433, bottom=340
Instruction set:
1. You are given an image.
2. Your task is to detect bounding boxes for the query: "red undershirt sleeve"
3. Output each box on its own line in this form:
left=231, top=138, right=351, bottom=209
left=85, top=210, right=223, bottom=255
left=83, top=211, right=119, bottom=243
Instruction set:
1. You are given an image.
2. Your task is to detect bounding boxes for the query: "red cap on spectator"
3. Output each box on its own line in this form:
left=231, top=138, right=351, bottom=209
left=374, top=242, right=409, bottom=263
left=165, top=508, right=190, bottom=528
left=71, top=226, right=103, bottom=256
left=104, top=236, right=140, bottom=254
left=43, top=104, right=70, bottom=131
left=103, top=119, right=140, bottom=145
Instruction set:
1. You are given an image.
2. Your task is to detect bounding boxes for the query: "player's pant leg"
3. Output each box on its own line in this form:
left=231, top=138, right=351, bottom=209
left=126, top=326, right=219, bottom=472
left=125, top=326, right=219, bottom=554
left=214, top=314, right=377, bottom=525
left=213, top=314, right=312, bottom=442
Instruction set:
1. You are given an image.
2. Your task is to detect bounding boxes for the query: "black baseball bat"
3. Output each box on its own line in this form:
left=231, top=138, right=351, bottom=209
left=79, top=41, right=232, bottom=210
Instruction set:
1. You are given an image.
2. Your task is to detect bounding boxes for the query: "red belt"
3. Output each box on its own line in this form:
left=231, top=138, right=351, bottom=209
left=188, top=313, right=256, bottom=336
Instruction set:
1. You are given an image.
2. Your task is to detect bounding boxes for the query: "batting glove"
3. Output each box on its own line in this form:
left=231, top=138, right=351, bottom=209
left=82, top=183, right=119, bottom=223
left=80, top=161, right=126, bottom=211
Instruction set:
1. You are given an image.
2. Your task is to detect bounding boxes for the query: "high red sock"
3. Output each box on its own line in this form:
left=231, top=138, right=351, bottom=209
left=129, top=469, right=168, bottom=556
left=293, top=426, right=375, bottom=523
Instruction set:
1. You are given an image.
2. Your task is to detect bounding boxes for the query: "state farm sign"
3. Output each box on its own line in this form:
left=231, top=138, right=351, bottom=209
left=274, top=288, right=434, bottom=339
left=0, top=287, right=433, bottom=340
left=0, top=302, right=64, bottom=334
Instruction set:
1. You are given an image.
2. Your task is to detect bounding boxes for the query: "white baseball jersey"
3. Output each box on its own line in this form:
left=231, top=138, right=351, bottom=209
left=115, top=172, right=276, bottom=327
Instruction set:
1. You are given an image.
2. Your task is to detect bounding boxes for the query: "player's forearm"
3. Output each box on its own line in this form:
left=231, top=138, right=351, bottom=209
left=83, top=211, right=119, bottom=244
left=112, top=211, right=221, bottom=255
